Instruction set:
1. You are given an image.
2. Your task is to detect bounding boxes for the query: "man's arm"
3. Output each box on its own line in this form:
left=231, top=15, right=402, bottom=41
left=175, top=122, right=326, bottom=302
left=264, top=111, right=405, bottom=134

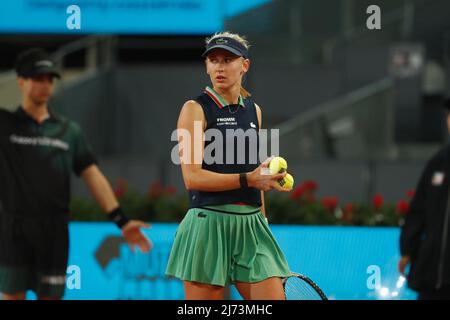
left=81, top=164, right=118, bottom=213
left=81, top=164, right=152, bottom=253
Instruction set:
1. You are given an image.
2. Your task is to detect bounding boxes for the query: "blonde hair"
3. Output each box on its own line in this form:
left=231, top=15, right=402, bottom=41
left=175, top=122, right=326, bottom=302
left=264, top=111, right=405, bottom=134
left=205, top=31, right=252, bottom=97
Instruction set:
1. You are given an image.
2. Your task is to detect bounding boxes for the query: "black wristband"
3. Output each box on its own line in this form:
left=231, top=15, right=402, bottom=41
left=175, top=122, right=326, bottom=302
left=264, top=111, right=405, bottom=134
left=239, top=172, right=248, bottom=189
left=107, top=207, right=130, bottom=229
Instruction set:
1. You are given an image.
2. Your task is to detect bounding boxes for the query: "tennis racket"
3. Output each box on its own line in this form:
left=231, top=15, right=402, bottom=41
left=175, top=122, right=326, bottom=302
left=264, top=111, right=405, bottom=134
left=283, top=272, right=328, bottom=300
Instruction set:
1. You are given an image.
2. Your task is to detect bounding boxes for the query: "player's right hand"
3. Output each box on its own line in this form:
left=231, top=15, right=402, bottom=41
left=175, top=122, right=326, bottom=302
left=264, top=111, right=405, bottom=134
left=122, top=220, right=153, bottom=253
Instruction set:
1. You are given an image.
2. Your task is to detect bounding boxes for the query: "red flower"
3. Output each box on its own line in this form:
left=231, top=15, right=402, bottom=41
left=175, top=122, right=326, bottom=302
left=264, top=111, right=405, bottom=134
left=321, top=196, right=338, bottom=211
left=290, top=180, right=319, bottom=202
left=406, top=189, right=416, bottom=199
left=303, top=180, right=318, bottom=192
left=372, top=193, right=384, bottom=210
left=114, top=178, right=127, bottom=199
left=342, top=203, right=354, bottom=222
left=304, top=193, right=316, bottom=203
left=344, top=203, right=353, bottom=213
left=396, top=200, right=410, bottom=216
left=300, top=180, right=318, bottom=203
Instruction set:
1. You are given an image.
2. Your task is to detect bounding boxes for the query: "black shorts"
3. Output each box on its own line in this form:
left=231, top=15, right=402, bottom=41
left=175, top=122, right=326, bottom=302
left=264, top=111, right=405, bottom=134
left=0, top=214, right=69, bottom=298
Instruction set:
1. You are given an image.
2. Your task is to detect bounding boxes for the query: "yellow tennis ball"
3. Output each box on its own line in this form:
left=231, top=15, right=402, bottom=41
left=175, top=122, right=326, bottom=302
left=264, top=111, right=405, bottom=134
left=269, top=157, right=288, bottom=174
left=278, top=173, right=294, bottom=190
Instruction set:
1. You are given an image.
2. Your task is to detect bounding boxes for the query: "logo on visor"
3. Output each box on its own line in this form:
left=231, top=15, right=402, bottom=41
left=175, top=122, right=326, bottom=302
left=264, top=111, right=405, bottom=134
left=216, top=38, right=228, bottom=45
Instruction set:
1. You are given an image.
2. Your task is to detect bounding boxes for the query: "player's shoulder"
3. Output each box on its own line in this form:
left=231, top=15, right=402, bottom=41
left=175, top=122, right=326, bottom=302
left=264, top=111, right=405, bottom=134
left=189, top=92, right=209, bottom=109
left=183, top=99, right=202, bottom=107
left=178, top=100, right=205, bottom=125
left=181, top=99, right=203, bottom=113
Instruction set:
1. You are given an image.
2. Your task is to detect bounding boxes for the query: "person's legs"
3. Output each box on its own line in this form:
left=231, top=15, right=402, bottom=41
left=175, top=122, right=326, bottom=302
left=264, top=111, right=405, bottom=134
left=0, top=216, right=33, bottom=300
left=235, top=277, right=285, bottom=300
left=25, top=216, right=69, bottom=300
left=0, top=265, right=32, bottom=300
left=184, top=281, right=225, bottom=300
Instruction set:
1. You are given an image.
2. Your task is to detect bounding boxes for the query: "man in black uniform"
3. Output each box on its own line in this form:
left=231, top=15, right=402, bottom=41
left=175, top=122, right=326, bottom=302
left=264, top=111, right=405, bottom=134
left=399, top=96, right=450, bottom=300
left=0, top=48, right=152, bottom=300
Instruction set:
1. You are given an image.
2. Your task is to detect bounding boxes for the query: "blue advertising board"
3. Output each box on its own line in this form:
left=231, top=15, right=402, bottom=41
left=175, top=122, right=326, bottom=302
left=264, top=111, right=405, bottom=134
left=23, top=223, right=419, bottom=300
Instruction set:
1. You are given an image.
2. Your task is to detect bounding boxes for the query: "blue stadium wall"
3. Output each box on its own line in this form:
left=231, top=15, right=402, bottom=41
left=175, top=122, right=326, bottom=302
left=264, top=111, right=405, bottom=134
left=27, top=223, right=417, bottom=300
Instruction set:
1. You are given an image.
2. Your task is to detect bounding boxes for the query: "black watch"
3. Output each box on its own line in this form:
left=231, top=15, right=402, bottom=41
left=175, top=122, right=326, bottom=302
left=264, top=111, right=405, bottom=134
left=239, top=172, right=248, bottom=188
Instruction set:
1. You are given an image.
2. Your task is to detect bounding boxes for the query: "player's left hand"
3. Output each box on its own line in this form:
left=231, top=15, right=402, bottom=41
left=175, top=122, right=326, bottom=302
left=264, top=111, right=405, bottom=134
left=122, top=220, right=153, bottom=253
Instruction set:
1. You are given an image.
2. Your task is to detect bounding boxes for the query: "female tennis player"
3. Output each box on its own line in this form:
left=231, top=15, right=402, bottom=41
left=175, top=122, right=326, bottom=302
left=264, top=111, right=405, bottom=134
left=165, top=32, right=292, bottom=300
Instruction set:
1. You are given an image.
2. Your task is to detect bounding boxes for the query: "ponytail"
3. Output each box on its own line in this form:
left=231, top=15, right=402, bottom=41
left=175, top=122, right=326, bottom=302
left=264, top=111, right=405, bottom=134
left=240, top=86, right=251, bottom=98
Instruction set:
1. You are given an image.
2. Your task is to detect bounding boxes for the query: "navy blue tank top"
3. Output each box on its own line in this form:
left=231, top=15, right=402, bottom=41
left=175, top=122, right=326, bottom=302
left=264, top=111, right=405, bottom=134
left=188, top=90, right=262, bottom=208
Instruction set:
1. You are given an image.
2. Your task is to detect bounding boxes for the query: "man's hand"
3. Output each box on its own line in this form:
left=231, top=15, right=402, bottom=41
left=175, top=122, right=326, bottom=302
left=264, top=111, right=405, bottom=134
left=398, top=255, right=411, bottom=276
left=122, top=220, right=153, bottom=253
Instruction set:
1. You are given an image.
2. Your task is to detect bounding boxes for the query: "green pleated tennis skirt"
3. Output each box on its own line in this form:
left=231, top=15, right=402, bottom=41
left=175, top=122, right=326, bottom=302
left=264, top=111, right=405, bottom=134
left=165, top=204, right=291, bottom=287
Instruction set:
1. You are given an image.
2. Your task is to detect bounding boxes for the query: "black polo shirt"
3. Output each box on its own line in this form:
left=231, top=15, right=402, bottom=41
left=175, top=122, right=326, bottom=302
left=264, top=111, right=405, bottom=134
left=0, top=107, right=97, bottom=218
